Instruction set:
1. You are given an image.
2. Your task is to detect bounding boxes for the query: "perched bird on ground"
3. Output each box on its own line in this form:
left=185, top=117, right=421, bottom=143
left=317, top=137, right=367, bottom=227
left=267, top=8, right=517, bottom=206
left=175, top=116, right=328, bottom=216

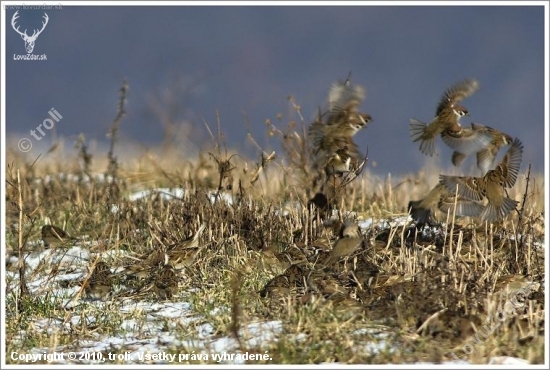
left=41, top=224, right=77, bottom=247
left=410, top=79, right=491, bottom=157
left=123, top=224, right=206, bottom=278
left=123, top=247, right=165, bottom=279
left=323, top=218, right=363, bottom=266
left=439, top=137, right=523, bottom=222
left=441, top=122, right=513, bottom=174
left=83, top=261, right=112, bottom=301
left=153, top=264, right=179, bottom=299
left=130, top=262, right=180, bottom=300
left=408, top=183, right=484, bottom=226
left=339, top=217, right=361, bottom=238
left=307, top=193, right=334, bottom=220
left=307, top=270, right=348, bottom=296
left=308, top=192, right=330, bottom=211
left=164, top=224, right=207, bottom=269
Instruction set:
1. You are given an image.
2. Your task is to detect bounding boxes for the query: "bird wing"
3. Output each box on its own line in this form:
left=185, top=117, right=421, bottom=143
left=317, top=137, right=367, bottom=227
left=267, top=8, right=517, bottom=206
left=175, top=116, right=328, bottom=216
left=496, top=137, right=523, bottom=188
left=408, top=199, right=436, bottom=225
left=476, top=148, right=498, bottom=175
left=308, top=120, right=330, bottom=153
left=479, top=197, right=519, bottom=222
left=438, top=197, right=484, bottom=217
left=452, top=151, right=468, bottom=166
left=436, top=79, right=480, bottom=115
left=439, top=175, right=484, bottom=201
left=441, top=127, right=493, bottom=154
left=328, top=78, right=365, bottom=116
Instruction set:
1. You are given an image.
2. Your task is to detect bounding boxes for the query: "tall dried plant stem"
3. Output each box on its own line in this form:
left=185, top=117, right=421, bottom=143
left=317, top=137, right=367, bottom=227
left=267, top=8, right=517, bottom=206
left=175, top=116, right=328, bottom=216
left=513, top=163, right=532, bottom=273
left=17, top=169, right=29, bottom=314
left=107, top=79, right=129, bottom=179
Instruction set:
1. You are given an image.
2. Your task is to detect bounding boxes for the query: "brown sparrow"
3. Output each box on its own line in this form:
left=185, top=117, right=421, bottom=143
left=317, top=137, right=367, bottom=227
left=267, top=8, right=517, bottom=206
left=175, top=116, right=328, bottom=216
left=408, top=183, right=484, bottom=225
left=165, top=224, right=207, bottom=269
left=410, top=79, right=481, bottom=156
left=439, top=137, right=523, bottom=222
left=441, top=122, right=513, bottom=174
left=307, top=270, right=348, bottom=296
left=323, top=219, right=363, bottom=266
left=308, top=76, right=370, bottom=177
left=124, top=224, right=206, bottom=277
left=83, top=261, right=112, bottom=300
left=308, top=192, right=330, bottom=211
left=123, top=247, right=165, bottom=279
left=41, top=224, right=77, bottom=247
left=309, top=117, right=364, bottom=171
left=153, top=265, right=179, bottom=299
left=326, top=76, right=372, bottom=135
left=324, top=145, right=352, bottom=178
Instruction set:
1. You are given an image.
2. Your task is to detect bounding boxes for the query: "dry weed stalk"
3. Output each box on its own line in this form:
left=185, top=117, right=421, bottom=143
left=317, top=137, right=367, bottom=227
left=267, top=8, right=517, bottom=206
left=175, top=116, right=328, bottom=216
left=5, top=164, right=40, bottom=313
left=202, top=110, right=240, bottom=202
left=264, top=96, right=314, bottom=192
left=105, top=79, right=129, bottom=200
left=512, top=163, right=532, bottom=274
left=16, top=169, right=30, bottom=308
left=230, top=271, right=245, bottom=352
left=74, top=133, right=93, bottom=181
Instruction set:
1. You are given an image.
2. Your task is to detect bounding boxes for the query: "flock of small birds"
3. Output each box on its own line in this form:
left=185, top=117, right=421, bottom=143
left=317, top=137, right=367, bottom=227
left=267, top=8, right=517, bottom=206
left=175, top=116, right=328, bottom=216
left=307, top=75, right=523, bottom=225
left=256, top=75, right=527, bottom=312
left=36, top=223, right=207, bottom=301
left=21, top=74, right=525, bottom=308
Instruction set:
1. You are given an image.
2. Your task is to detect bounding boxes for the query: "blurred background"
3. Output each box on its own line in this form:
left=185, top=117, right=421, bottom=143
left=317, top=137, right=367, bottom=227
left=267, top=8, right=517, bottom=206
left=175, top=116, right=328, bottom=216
left=5, top=5, right=546, bottom=176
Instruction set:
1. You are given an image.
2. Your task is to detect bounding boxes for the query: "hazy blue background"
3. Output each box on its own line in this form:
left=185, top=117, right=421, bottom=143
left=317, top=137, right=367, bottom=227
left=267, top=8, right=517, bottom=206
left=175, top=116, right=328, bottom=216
left=5, top=5, right=546, bottom=176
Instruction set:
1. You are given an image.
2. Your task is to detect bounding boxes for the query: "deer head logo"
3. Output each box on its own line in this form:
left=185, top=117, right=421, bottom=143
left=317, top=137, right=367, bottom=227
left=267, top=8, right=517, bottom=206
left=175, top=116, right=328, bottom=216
left=11, top=11, right=49, bottom=54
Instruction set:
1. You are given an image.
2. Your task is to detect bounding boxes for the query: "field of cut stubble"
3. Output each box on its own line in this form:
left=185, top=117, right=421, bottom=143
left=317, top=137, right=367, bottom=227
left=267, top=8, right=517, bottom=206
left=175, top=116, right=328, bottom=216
left=4, top=97, right=546, bottom=365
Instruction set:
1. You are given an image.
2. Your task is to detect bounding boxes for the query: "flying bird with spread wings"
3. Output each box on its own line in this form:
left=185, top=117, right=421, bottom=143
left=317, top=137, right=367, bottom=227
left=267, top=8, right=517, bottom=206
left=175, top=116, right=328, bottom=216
left=410, top=79, right=493, bottom=160
left=439, top=137, right=523, bottom=222
left=309, top=75, right=372, bottom=186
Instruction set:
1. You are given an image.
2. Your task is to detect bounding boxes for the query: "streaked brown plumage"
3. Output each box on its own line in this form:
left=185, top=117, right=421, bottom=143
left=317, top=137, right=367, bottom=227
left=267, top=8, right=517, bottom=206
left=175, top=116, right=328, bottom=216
left=309, top=119, right=364, bottom=160
left=167, top=244, right=208, bottom=269
left=83, top=261, right=112, bottom=301
left=165, top=224, right=207, bottom=269
left=41, top=224, right=77, bottom=247
left=260, top=264, right=306, bottom=299
left=309, top=76, right=371, bottom=182
left=408, top=183, right=484, bottom=225
left=153, top=265, right=179, bottom=299
left=324, top=145, right=352, bottom=178
left=437, top=191, right=485, bottom=220
left=439, top=137, right=523, bottom=222
left=326, top=77, right=372, bottom=135
left=122, top=247, right=166, bottom=279
left=123, top=224, right=206, bottom=278
left=442, top=122, right=513, bottom=174
left=307, top=270, right=348, bottom=296
left=410, top=79, right=481, bottom=156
